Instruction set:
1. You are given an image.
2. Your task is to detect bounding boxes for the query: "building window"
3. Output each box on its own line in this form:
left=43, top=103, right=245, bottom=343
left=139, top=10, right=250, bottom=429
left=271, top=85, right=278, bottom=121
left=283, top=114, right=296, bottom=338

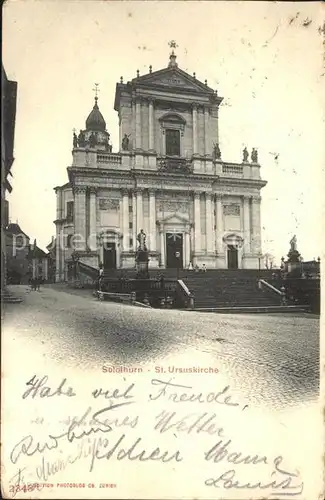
left=129, top=238, right=133, bottom=247
left=67, top=234, right=73, bottom=248
left=165, top=129, right=180, bottom=156
left=129, top=222, right=133, bottom=229
left=129, top=205, right=133, bottom=212
left=66, top=201, right=74, bottom=221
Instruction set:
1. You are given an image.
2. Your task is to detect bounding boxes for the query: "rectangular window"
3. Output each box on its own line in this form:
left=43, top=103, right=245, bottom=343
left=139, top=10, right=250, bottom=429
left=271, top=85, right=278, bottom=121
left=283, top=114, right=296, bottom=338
left=165, top=129, right=180, bottom=156
left=129, top=205, right=133, bottom=212
left=129, top=238, right=133, bottom=248
left=66, top=201, right=74, bottom=221
left=129, top=222, right=133, bottom=229
left=67, top=234, right=73, bottom=248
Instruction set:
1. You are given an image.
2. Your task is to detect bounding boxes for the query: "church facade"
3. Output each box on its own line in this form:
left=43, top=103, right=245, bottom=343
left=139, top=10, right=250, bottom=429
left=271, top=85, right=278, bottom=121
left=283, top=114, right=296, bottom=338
left=54, top=51, right=267, bottom=281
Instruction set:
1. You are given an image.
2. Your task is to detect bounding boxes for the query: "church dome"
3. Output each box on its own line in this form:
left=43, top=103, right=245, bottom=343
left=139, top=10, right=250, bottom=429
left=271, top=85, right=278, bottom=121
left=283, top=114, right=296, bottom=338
left=85, top=97, right=106, bottom=132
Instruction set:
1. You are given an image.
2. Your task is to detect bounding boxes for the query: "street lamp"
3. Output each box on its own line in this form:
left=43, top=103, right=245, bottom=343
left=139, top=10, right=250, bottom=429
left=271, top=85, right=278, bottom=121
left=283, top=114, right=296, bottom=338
left=175, top=251, right=181, bottom=280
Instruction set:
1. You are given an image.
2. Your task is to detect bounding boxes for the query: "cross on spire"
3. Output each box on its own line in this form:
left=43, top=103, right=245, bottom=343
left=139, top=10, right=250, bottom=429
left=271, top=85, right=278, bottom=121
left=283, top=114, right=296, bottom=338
left=168, top=40, right=178, bottom=50
left=92, top=83, right=100, bottom=103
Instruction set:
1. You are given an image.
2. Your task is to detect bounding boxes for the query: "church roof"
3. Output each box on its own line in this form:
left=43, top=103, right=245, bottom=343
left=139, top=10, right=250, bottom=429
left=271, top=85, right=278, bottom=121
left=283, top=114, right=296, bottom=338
left=114, top=51, right=222, bottom=110
left=6, top=223, right=30, bottom=240
left=86, top=97, right=106, bottom=132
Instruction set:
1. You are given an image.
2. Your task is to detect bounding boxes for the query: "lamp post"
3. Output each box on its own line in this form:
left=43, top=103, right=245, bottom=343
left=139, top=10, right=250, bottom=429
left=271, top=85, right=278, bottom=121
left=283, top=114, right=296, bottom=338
left=175, top=251, right=181, bottom=280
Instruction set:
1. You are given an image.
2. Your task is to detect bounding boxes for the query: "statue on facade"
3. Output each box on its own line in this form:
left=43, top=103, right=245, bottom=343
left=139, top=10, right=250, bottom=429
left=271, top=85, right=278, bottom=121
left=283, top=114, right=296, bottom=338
left=89, top=132, right=97, bottom=148
left=137, top=229, right=147, bottom=250
left=243, top=147, right=249, bottom=162
left=212, top=143, right=221, bottom=160
left=122, top=134, right=130, bottom=151
left=251, top=148, right=258, bottom=163
left=78, top=130, right=86, bottom=147
left=73, top=132, right=78, bottom=148
left=290, top=235, right=297, bottom=252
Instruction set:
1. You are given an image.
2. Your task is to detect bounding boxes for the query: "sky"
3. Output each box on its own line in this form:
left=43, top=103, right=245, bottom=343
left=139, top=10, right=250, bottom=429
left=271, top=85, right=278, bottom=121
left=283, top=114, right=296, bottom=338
left=3, top=0, right=324, bottom=264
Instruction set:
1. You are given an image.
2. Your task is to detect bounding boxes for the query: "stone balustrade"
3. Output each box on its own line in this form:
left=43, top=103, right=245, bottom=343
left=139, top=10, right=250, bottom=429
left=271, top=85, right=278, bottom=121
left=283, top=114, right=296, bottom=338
left=222, top=164, right=244, bottom=176
left=97, top=153, right=122, bottom=167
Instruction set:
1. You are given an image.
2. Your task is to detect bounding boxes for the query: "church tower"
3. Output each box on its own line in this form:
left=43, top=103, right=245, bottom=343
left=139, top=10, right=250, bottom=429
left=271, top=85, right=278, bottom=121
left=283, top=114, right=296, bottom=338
left=54, top=48, right=266, bottom=282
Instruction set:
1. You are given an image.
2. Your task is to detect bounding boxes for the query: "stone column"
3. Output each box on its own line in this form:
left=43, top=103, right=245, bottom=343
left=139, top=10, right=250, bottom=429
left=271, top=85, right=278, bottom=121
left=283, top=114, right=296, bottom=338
left=56, top=189, right=62, bottom=219
left=73, top=187, right=87, bottom=251
left=89, top=187, right=97, bottom=251
left=132, top=192, right=137, bottom=251
left=243, top=195, right=251, bottom=254
left=205, top=192, right=214, bottom=253
left=215, top=194, right=224, bottom=254
left=192, top=104, right=198, bottom=155
left=44, top=258, right=48, bottom=280
left=149, top=190, right=156, bottom=251
left=122, top=189, right=129, bottom=252
left=194, top=192, right=201, bottom=252
left=185, top=231, right=191, bottom=267
left=135, top=98, right=142, bottom=150
left=160, top=230, right=165, bottom=267
left=251, top=196, right=262, bottom=254
left=136, top=189, right=143, bottom=233
left=148, top=99, right=154, bottom=151
left=119, top=114, right=122, bottom=151
left=204, top=106, right=210, bottom=155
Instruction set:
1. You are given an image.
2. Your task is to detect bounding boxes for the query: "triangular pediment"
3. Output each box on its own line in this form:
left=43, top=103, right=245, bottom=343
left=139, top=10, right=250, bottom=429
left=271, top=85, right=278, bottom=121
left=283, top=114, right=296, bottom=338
left=132, top=67, right=214, bottom=94
left=159, top=212, right=189, bottom=225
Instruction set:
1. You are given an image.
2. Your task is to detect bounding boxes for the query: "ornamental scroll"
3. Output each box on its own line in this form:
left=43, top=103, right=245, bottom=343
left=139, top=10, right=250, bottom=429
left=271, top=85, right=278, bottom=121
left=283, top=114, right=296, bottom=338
left=159, top=201, right=189, bottom=213
left=99, top=199, right=120, bottom=211
left=223, top=204, right=240, bottom=217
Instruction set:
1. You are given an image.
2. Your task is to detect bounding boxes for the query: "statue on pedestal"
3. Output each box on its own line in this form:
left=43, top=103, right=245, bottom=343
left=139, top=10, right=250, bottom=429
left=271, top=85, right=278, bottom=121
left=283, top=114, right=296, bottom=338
left=212, top=143, right=221, bottom=160
left=251, top=148, right=258, bottom=163
left=243, top=147, right=249, bottom=162
left=89, top=133, right=97, bottom=148
left=73, top=132, right=78, bottom=148
left=122, top=134, right=130, bottom=151
left=137, top=229, right=147, bottom=251
left=78, top=130, right=86, bottom=147
left=290, top=235, right=297, bottom=252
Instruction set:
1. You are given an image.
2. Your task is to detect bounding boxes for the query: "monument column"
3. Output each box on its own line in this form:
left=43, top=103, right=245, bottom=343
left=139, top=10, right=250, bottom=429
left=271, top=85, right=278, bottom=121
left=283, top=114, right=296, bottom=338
left=149, top=190, right=156, bottom=251
left=148, top=99, right=154, bottom=151
left=136, top=189, right=143, bottom=233
left=122, top=189, right=129, bottom=252
left=73, top=186, right=87, bottom=251
left=132, top=192, right=137, bottom=251
left=215, top=194, right=224, bottom=254
left=204, top=106, right=210, bottom=155
left=194, top=192, right=201, bottom=252
left=243, top=195, right=251, bottom=254
left=205, top=192, right=214, bottom=253
left=89, top=187, right=97, bottom=250
left=251, top=195, right=262, bottom=254
left=192, top=104, right=198, bottom=155
left=135, top=98, right=142, bottom=149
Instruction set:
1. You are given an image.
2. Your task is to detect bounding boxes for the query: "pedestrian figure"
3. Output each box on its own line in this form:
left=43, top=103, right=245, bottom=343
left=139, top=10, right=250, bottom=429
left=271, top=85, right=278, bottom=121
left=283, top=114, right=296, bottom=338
left=188, top=261, right=193, bottom=271
left=195, top=264, right=199, bottom=273
left=202, top=264, right=207, bottom=273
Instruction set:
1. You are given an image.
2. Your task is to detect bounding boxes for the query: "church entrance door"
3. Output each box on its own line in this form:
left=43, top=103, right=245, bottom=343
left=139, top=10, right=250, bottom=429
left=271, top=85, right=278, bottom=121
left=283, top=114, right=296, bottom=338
left=103, top=243, right=116, bottom=270
left=227, top=245, right=238, bottom=269
left=166, top=232, right=183, bottom=269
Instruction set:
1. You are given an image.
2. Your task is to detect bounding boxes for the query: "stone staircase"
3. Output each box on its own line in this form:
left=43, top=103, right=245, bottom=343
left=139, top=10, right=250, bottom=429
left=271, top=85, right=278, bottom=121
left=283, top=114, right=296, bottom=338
left=156, top=269, right=308, bottom=313
left=1, top=287, right=23, bottom=304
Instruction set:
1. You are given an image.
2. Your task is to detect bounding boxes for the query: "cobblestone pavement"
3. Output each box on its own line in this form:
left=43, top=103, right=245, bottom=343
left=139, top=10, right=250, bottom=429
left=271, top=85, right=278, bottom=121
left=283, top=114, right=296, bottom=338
left=3, top=284, right=320, bottom=411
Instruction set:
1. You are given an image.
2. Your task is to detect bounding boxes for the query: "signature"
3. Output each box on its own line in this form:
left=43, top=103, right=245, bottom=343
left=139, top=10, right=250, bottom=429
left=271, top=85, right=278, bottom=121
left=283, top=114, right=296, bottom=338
left=204, top=441, right=304, bottom=496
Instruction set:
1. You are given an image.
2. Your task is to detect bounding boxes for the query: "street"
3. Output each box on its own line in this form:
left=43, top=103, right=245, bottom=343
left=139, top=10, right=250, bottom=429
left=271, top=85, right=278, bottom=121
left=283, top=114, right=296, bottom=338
left=3, top=284, right=319, bottom=410
left=2, top=284, right=322, bottom=499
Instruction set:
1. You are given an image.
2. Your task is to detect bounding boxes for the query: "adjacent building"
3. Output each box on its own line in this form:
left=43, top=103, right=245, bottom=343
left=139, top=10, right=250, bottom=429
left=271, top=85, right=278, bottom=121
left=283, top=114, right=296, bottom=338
left=54, top=50, right=266, bottom=281
left=1, top=65, right=18, bottom=293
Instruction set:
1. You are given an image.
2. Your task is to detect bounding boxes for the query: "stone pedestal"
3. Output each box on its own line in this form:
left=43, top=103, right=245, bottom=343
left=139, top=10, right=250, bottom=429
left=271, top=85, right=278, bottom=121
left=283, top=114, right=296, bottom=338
left=135, top=247, right=149, bottom=279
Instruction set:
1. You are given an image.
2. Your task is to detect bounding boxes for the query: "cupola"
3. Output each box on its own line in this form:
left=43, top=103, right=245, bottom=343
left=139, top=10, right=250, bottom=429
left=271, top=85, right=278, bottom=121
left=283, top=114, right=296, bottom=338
left=85, top=96, right=106, bottom=132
